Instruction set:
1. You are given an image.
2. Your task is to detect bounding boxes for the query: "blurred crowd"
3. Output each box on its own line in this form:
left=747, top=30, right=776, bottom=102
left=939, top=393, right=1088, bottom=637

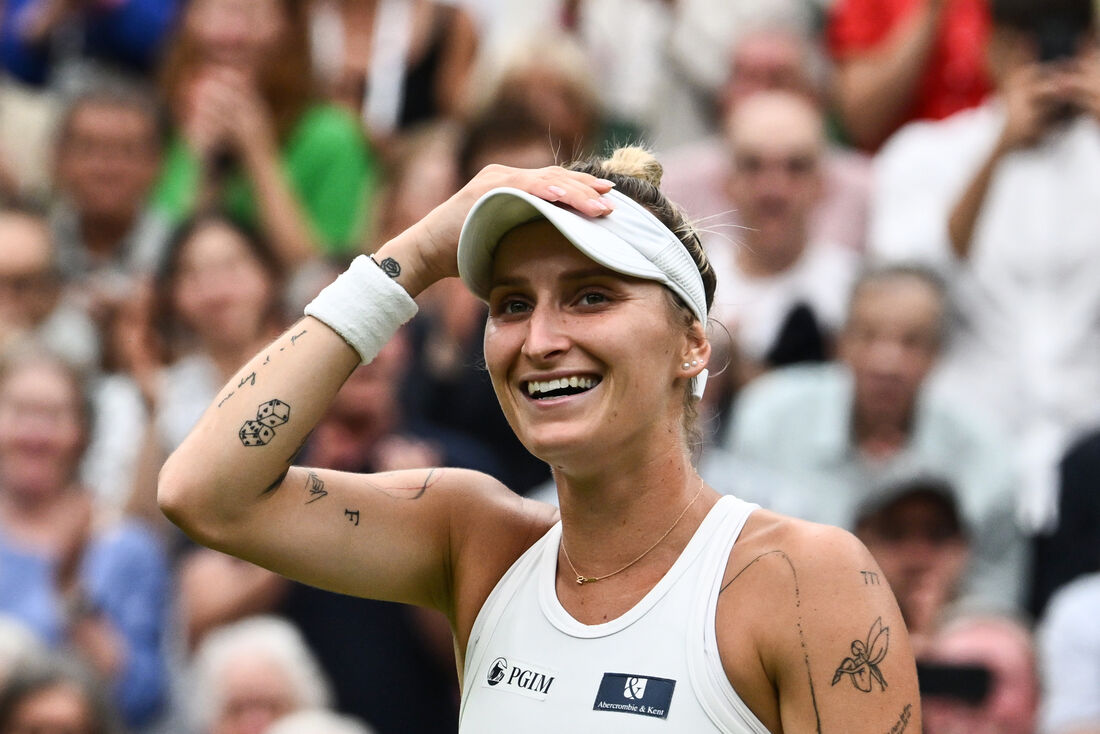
left=0, top=0, right=1099, bottom=732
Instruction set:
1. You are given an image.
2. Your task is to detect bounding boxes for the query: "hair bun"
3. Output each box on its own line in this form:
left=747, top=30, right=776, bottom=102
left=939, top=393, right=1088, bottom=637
left=603, top=146, right=663, bottom=187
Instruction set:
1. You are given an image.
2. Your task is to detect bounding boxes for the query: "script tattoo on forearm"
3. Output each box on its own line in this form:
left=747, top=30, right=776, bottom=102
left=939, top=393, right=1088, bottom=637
left=832, top=617, right=890, bottom=692
left=238, top=399, right=291, bottom=447
left=304, top=471, right=327, bottom=504
left=217, top=328, right=309, bottom=409
left=861, top=570, right=881, bottom=585
left=884, top=703, right=912, bottom=734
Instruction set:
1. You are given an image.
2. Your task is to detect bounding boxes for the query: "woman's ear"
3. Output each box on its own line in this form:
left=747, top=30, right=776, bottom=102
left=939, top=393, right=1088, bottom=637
left=679, top=321, right=711, bottom=378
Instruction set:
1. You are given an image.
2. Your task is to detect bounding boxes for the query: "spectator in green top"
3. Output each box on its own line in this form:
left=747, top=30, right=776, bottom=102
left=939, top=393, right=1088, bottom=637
left=151, top=0, right=380, bottom=269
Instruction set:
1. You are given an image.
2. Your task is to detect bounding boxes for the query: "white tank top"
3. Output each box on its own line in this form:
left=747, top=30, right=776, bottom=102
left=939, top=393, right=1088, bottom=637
left=460, top=495, right=771, bottom=733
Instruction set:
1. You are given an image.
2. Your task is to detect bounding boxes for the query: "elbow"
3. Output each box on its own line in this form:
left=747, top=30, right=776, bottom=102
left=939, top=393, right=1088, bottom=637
left=156, top=453, right=190, bottom=531
left=157, top=451, right=217, bottom=544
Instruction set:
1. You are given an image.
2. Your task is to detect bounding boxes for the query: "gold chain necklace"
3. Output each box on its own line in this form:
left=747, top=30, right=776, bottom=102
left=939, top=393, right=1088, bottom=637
left=560, top=477, right=705, bottom=585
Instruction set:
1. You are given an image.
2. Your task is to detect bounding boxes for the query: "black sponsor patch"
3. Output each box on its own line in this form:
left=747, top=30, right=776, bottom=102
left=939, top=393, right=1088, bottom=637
left=593, top=672, right=676, bottom=719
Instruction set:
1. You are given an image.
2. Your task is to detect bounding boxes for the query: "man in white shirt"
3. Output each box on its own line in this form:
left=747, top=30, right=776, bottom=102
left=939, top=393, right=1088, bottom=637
left=707, top=90, right=859, bottom=374
left=723, top=266, right=1025, bottom=610
left=1039, top=573, right=1100, bottom=734
left=868, top=0, right=1100, bottom=530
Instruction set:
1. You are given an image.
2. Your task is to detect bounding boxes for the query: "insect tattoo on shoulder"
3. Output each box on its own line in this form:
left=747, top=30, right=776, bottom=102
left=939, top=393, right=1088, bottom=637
left=832, top=617, right=890, bottom=692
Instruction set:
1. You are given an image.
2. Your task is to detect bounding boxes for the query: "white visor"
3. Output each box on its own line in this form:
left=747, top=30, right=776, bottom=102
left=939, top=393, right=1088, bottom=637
left=457, top=187, right=708, bottom=325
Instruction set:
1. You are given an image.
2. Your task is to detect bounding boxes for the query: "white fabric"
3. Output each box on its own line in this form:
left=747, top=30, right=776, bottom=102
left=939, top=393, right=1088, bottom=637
left=706, top=235, right=857, bottom=362
left=459, top=187, right=708, bottom=325
left=153, top=354, right=221, bottom=452
left=82, top=373, right=148, bottom=514
left=1038, top=573, right=1100, bottom=733
left=723, top=363, right=1025, bottom=609
left=869, top=102, right=1100, bottom=530
left=362, top=0, right=414, bottom=134
left=304, top=255, right=419, bottom=365
left=459, top=495, right=766, bottom=733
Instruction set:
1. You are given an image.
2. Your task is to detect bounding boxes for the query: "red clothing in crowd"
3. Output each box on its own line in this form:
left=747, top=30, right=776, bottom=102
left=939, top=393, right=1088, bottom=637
left=827, top=0, right=992, bottom=143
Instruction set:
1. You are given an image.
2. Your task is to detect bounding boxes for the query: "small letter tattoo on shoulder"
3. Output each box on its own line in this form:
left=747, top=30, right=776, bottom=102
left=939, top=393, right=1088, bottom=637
left=861, top=570, right=881, bottom=585
left=304, top=472, right=327, bottom=504
left=238, top=399, right=291, bottom=447
left=344, top=509, right=360, bottom=526
left=832, top=617, right=890, bottom=692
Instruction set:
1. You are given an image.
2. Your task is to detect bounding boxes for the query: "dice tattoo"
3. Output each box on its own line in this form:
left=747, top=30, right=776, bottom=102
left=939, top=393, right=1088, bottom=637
left=239, top=420, right=275, bottom=447
left=238, top=399, right=291, bottom=447
left=256, top=399, right=290, bottom=428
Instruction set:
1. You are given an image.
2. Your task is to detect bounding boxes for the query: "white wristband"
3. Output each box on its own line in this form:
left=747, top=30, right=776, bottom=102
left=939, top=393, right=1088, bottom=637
left=304, top=255, right=418, bottom=364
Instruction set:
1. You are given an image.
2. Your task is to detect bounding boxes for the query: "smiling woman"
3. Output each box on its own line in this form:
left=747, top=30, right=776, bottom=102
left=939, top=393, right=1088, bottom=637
left=158, top=148, right=920, bottom=733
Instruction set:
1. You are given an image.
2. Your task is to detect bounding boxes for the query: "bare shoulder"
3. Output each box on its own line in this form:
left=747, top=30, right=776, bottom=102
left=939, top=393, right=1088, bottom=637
left=445, top=469, right=559, bottom=649
left=716, top=509, right=920, bottom=734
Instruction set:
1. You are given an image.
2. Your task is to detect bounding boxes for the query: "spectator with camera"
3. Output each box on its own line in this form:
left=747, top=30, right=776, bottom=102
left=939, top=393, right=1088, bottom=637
left=869, top=0, right=1100, bottom=533
left=920, top=612, right=1040, bottom=734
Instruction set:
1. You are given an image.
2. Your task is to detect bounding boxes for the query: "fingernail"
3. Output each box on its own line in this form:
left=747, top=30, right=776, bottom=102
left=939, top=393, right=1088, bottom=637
left=548, top=185, right=567, bottom=198
left=590, top=198, right=612, bottom=214
left=596, top=178, right=616, bottom=187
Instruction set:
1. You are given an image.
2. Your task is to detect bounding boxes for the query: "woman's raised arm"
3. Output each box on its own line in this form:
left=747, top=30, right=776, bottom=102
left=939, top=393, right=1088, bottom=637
left=157, top=165, right=614, bottom=613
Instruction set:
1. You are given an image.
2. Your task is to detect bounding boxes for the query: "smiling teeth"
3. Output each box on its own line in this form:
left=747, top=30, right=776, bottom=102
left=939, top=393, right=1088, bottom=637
left=527, top=376, right=597, bottom=396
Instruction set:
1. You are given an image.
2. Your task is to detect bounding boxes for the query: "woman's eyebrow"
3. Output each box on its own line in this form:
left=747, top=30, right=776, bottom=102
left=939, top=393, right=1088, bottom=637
left=559, top=267, right=617, bottom=282
left=488, top=275, right=527, bottom=290
left=489, top=267, right=620, bottom=292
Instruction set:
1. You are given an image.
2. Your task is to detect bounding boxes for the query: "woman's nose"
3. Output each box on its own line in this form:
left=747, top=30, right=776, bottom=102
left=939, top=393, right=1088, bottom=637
left=521, top=304, right=571, bottom=363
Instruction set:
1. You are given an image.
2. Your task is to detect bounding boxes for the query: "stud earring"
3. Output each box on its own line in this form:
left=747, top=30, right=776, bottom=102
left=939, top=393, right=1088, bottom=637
left=682, top=362, right=691, bottom=369
left=691, top=360, right=698, bottom=366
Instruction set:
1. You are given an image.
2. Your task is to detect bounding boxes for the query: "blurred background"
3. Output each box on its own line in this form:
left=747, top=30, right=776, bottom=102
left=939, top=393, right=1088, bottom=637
left=0, top=0, right=1098, bottom=732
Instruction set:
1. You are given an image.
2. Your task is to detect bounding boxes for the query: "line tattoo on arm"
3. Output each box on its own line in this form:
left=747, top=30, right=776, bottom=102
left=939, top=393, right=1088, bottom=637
left=238, top=399, right=291, bottom=447
left=344, top=509, right=360, bottom=526
left=361, top=469, right=442, bottom=500
left=885, top=703, right=913, bottom=734
left=861, top=570, right=881, bottom=585
left=832, top=617, right=890, bottom=692
left=721, top=551, right=822, bottom=734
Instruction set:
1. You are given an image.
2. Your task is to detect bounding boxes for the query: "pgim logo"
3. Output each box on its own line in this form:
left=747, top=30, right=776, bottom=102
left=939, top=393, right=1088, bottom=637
left=481, top=656, right=557, bottom=700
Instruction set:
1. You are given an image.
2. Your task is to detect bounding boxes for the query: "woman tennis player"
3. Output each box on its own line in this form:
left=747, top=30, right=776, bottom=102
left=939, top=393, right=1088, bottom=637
left=159, top=148, right=919, bottom=733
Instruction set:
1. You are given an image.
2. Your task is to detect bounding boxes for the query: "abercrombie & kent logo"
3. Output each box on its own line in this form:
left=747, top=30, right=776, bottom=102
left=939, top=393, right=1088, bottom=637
left=593, top=672, right=676, bottom=719
left=483, top=657, right=556, bottom=700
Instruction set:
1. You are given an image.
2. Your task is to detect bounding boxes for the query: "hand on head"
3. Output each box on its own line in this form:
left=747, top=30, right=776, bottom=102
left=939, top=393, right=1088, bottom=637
left=386, top=165, right=615, bottom=297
